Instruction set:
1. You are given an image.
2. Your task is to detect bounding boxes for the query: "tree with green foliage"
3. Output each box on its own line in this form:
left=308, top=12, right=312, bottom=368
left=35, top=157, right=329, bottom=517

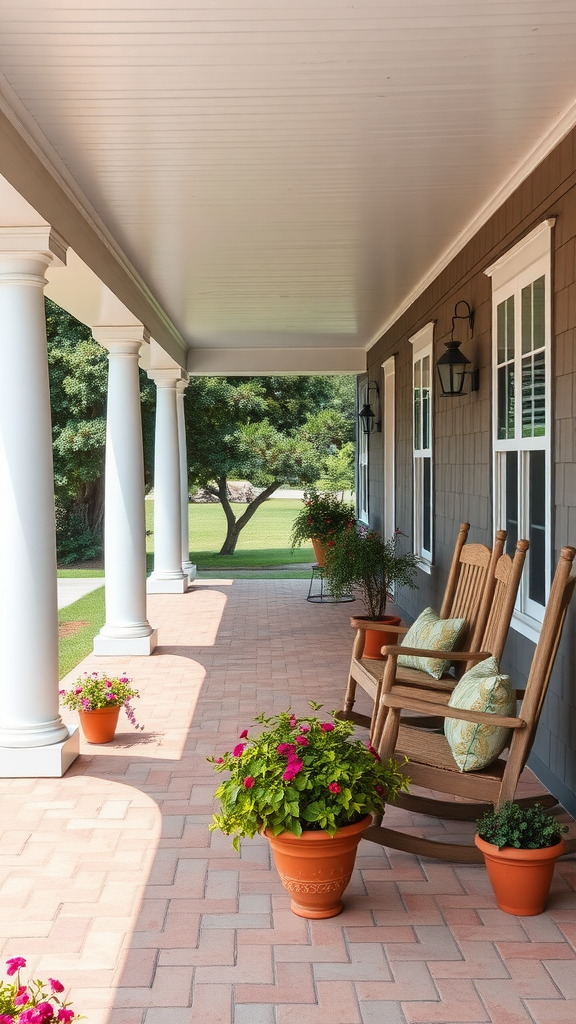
left=185, top=376, right=354, bottom=555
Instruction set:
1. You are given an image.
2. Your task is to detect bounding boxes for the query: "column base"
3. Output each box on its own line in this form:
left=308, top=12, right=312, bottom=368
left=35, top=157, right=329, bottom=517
left=182, top=562, right=197, bottom=581
left=93, top=628, right=158, bottom=656
left=147, top=575, right=189, bottom=594
left=0, top=726, right=79, bottom=778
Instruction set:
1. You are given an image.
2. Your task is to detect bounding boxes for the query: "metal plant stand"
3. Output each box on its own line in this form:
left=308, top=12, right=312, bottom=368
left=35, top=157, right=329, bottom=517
left=306, top=564, right=355, bottom=604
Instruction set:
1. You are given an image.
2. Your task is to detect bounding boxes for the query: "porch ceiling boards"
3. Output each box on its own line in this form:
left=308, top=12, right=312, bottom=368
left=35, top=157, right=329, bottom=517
left=1, top=1, right=576, bottom=370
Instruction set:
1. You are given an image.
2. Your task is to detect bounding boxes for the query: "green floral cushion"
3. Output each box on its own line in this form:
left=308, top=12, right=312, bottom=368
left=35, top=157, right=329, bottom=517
left=445, top=656, right=516, bottom=772
left=397, top=607, right=466, bottom=679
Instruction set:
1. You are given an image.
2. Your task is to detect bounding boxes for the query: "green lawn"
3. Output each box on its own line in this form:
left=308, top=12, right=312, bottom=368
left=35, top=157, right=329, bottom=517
left=58, top=586, right=105, bottom=680
left=146, top=498, right=315, bottom=569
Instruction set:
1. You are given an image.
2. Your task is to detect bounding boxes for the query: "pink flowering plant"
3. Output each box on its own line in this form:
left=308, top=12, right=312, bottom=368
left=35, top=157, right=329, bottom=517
left=0, top=956, right=81, bottom=1023
left=290, top=490, right=355, bottom=549
left=59, top=672, right=144, bottom=730
left=209, top=703, right=408, bottom=849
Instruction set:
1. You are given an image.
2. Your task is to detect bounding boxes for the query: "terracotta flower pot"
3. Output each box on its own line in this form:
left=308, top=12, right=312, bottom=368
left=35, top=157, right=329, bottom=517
left=475, top=833, right=565, bottom=915
left=78, top=706, right=121, bottom=744
left=351, top=615, right=402, bottom=660
left=311, top=537, right=327, bottom=567
left=265, top=815, right=371, bottom=918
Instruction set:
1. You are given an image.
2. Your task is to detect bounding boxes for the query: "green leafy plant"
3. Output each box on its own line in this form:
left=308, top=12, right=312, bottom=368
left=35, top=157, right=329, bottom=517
left=0, top=955, right=81, bottom=1022
left=209, top=703, right=409, bottom=849
left=59, top=672, right=144, bottom=729
left=476, top=801, right=568, bottom=850
left=290, top=490, right=355, bottom=548
left=323, top=524, right=420, bottom=620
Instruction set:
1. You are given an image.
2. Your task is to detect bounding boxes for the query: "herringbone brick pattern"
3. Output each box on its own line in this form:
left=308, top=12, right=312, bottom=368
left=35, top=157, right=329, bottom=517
left=0, top=580, right=575, bottom=1024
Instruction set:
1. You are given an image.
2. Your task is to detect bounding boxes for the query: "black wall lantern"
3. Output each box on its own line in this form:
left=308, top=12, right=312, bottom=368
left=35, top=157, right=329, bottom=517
left=358, top=380, right=381, bottom=434
left=437, top=300, right=479, bottom=397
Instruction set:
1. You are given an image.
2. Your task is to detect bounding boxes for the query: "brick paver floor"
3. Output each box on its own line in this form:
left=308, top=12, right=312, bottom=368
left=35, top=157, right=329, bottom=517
left=1, top=580, right=575, bottom=1024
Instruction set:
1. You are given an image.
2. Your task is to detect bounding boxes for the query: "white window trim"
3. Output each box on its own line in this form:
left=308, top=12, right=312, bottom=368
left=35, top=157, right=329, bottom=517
left=410, top=322, right=435, bottom=573
left=485, top=219, right=554, bottom=643
left=382, top=355, right=396, bottom=541
left=357, top=378, right=369, bottom=523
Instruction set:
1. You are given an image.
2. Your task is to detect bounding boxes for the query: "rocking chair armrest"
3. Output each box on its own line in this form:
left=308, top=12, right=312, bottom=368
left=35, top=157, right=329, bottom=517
left=352, top=621, right=409, bottom=635
left=382, top=691, right=527, bottom=730
left=379, top=645, right=492, bottom=662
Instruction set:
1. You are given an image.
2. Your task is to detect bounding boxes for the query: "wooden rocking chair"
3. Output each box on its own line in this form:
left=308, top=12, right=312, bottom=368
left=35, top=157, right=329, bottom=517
left=365, top=546, right=576, bottom=863
left=339, top=523, right=505, bottom=734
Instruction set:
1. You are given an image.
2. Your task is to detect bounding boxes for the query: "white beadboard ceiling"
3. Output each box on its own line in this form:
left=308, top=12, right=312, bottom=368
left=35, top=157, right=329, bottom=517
left=1, top=0, right=576, bottom=370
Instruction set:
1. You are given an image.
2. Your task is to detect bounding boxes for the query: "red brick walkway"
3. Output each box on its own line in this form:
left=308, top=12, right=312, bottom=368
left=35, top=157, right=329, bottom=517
left=1, top=580, right=575, bottom=1024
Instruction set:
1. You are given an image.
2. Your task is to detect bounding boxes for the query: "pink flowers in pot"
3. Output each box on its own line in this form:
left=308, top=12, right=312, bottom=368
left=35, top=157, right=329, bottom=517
left=59, top=672, right=144, bottom=731
left=0, top=958, right=80, bottom=1022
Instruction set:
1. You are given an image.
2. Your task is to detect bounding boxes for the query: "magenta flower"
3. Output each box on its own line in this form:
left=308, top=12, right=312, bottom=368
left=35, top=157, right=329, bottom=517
left=282, top=756, right=303, bottom=782
left=0, top=1014, right=14, bottom=1023
left=375, top=783, right=384, bottom=796
left=243, top=776, right=255, bottom=789
left=119, top=676, right=129, bottom=683
left=233, top=743, right=246, bottom=757
left=6, top=957, right=26, bottom=976
left=215, top=757, right=224, bottom=764
left=49, top=980, right=65, bottom=994
left=289, top=716, right=297, bottom=728
left=58, top=1011, right=75, bottom=1024
left=58, top=690, right=65, bottom=696
left=299, top=724, right=310, bottom=733
left=367, top=743, right=381, bottom=762
left=106, top=694, right=114, bottom=701
left=106, top=681, right=112, bottom=688
left=14, top=987, right=29, bottom=1007
left=328, top=782, right=341, bottom=794
left=320, top=723, right=334, bottom=732
left=295, top=735, right=308, bottom=746
left=36, top=1005, right=57, bottom=1023
left=277, top=743, right=295, bottom=756
left=74, top=689, right=83, bottom=695
left=239, top=729, right=248, bottom=739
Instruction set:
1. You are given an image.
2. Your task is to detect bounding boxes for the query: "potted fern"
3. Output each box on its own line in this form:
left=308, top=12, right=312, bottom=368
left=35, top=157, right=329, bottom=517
left=475, top=801, right=568, bottom=915
left=323, top=525, right=420, bottom=658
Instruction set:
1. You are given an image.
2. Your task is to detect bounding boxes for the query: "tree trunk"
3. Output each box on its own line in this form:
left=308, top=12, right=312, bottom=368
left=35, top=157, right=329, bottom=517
left=218, top=478, right=282, bottom=555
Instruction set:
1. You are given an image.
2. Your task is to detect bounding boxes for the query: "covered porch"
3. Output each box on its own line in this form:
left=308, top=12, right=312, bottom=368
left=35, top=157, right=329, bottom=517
left=2, top=581, right=574, bottom=1024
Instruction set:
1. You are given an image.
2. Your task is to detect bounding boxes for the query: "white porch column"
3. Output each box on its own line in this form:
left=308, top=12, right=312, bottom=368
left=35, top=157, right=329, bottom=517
left=0, top=227, right=78, bottom=776
left=177, top=380, right=196, bottom=581
left=147, top=369, right=188, bottom=593
left=93, top=327, right=157, bottom=655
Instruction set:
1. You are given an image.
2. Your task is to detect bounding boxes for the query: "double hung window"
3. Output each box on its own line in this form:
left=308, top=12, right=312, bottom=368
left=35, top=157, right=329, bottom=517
left=357, top=378, right=369, bottom=522
left=485, top=220, right=554, bottom=638
left=411, top=323, right=434, bottom=568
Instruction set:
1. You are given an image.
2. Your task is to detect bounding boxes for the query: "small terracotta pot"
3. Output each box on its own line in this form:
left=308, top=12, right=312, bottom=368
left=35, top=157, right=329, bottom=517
left=78, top=706, right=121, bottom=744
left=311, top=537, right=327, bottom=567
left=351, top=615, right=403, bottom=660
left=265, top=815, right=371, bottom=918
left=475, top=833, right=565, bottom=915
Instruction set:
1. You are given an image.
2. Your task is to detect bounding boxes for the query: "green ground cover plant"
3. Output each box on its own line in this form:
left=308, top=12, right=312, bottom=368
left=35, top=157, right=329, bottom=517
left=58, top=587, right=105, bottom=680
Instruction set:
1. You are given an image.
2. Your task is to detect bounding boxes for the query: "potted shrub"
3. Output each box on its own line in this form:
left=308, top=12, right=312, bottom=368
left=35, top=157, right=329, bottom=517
left=475, top=801, right=568, bottom=915
left=60, top=671, right=144, bottom=744
left=324, top=525, right=420, bottom=658
left=0, top=955, right=80, bottom=1022
left=290, top=490, right=355, bottom=566
left=209, top=704, right=408, bottom=918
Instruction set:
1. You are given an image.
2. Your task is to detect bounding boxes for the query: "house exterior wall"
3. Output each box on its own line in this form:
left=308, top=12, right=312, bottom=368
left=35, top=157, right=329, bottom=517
left=365, top=124, right=576, bottom=817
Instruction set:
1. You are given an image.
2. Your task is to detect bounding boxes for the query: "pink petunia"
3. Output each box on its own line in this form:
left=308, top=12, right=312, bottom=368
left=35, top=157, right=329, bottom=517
left=367, top=742, right=381, bottom=762
left=233, top=743, right=246, bottom=757
left=215, top=757, right=224, bottom=764
left=0, top=1014, right=14, bottom=1023
left=49, top=980, right=65, bottom=995
left=239, top=729, right=248, bottom=739
left=295, top=735, right=308, bottom=746
left=6, top=957, right=26, bottom=976
left=243, top=776, right=255, bottom=789
left=282, top=767, right=296, bottom=782
left=299, top=724, right=310, bottom=733
left=14, top=987, right=29, bottom=1007
left=286, top=756, right=303, bottom=774
left=289, top=716, right=297, bottom=727
left=320, top=723, right=334, bottom=732
left=277, top=743, right=295, bottom=756
left=375, top=783, right=384, bottom=796
left=328, top=782, right=341, bottom=794
left=106, top=681, right=112, bottom=688
left=57, top=1011, right=75, bottom=1024
left=74, top=688, right=83, bottom=695
left=35, top=1004, right=56, bottom=1022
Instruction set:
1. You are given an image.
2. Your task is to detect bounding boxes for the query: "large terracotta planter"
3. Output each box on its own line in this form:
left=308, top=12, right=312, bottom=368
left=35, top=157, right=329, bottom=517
left=78, top=706, right=121, bottom=744
left=351, top=615, right=402, bottom=660
left=311, top=537, right=327, bottom=567
left=265, top=815, right=371, bottom=919
left=475, top=833, right=565, bottom=915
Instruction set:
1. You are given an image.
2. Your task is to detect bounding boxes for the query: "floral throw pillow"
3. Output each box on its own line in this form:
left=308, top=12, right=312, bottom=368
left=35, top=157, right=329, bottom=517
left=445, top=656, right=516, bottom=772
left=397, top=607, right=466, bottom=679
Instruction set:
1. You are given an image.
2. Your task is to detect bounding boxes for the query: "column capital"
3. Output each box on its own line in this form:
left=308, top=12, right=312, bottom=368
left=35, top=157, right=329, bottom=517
left=92, top=325, right=150, bottom=356
left=0, top=226, right=67, bottom=267
left=176, top=378, right=189, bottom=396
left=148, top=367, right=188, bottom=388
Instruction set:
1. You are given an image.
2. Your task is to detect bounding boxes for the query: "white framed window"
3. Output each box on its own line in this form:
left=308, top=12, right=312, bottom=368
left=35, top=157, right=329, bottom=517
left=410, top=323, right=434, bottom=569
left=382, top=356, right=396, bottom=540
left=357, top=378, right=369, bottom=522
left=485, top=219, right=554, bottom=641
